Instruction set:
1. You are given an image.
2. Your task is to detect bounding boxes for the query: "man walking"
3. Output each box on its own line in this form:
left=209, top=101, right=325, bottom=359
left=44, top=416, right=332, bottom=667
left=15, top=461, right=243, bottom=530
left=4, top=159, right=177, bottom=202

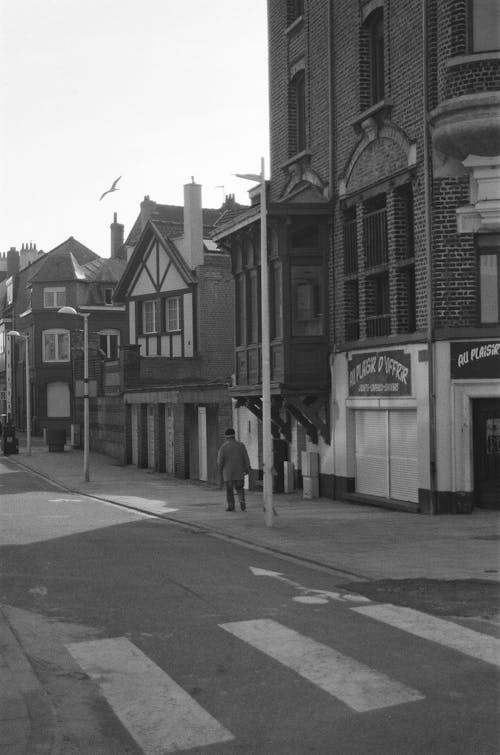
left=217, top=428, right=251, bottom=511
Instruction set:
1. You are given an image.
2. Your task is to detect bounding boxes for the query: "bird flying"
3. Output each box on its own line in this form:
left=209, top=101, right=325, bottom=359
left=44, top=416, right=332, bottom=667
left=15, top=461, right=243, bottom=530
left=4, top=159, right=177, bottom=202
left=99, top=176, right=121, bottom=201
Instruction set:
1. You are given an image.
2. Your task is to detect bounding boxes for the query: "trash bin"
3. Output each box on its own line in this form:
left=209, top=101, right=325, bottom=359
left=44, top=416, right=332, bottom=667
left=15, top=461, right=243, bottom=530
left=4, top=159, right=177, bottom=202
left=2, top=424, right=19, bottom=455
left=46, top=428, right=66, bottom=452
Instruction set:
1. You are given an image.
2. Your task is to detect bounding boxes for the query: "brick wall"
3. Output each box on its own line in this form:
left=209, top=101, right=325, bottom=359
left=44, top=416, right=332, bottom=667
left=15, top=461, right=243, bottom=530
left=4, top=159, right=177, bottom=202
left=196, top=252, right=235, bottom=381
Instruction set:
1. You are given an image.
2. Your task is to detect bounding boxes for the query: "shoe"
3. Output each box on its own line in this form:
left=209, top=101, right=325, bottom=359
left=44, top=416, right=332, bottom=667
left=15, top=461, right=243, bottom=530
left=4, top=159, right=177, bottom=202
left=226, top=507, right=235, bottom=512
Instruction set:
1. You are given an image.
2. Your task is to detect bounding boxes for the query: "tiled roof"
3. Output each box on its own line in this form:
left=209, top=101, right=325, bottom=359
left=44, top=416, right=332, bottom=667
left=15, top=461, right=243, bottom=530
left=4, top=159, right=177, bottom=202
left=83, top=257, right=127, bottom=283
left=124, top=203, right=229, bottom=247
left=28, top=237, right=99, bottom=284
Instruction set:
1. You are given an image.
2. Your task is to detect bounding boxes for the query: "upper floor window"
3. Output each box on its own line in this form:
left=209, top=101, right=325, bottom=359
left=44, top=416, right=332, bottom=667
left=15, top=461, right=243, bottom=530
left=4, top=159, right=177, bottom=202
left=287, top=0, right=304, bottom=25
left=6, top=277, right=13, bottom=305
left=289, top=69, right=306, bottom=155
left=361, top=8, right=385, bottom=108
left=0, top=329, right=4, bottom=355
left=99, top=330, right=120, bottom=359
left=477, top=235, right=500, bottom=324
left=166, top=297, right=181, bottom=332
left=142, top=299, right=160, bottom=334
left=291, top=264, right=323, bottom=336
left=104, top=287, right=113, bottom=305
left=470, top=0, right=500, bottom=52
left=43, top=287, right=66, bottom=308
left=43, top=329, right=70, bottom=362
left=363, top=194, right=388, bottom=267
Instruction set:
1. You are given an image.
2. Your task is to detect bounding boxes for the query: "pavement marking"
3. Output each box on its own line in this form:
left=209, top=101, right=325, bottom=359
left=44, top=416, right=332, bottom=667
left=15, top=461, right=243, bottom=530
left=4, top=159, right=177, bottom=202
left=352, top=604, right=500, bottom=668
left=66, top=637, right=234, bottom=754
left=249, top=566, right=371, bottom=605
left=219, top=618, right=424, bottom=712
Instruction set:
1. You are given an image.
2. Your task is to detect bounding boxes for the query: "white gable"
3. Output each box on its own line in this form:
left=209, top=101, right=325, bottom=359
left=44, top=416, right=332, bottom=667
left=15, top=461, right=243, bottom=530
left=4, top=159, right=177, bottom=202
left=161, top=263, right=185, bottom=293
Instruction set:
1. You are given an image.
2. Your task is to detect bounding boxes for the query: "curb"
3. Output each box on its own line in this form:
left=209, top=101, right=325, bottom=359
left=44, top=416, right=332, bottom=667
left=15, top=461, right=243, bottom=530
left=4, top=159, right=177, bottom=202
left=11, top=456, right=369, bottom=582
left=0, top=607, right=60, bottom=755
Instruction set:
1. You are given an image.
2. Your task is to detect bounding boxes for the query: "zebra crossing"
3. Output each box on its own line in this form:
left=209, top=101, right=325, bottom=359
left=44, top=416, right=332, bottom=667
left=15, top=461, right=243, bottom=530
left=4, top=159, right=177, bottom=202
left=66, top=606, right=500, bottom=755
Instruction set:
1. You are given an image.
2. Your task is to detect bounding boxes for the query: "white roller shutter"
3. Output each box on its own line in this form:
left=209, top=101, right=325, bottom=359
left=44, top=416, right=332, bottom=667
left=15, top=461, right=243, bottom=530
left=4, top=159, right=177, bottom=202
left=355, top=409, right=418, bottom=503
left=355, top=411, right=389, bottom=497
left=389, top=411, right=418, bottom=503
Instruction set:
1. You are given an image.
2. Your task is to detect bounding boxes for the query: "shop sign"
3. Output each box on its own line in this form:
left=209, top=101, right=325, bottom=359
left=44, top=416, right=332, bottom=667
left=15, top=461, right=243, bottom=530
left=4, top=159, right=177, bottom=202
left=348, top=350, right=412, bottom=396
left=450, top=341, right=500, bottom=379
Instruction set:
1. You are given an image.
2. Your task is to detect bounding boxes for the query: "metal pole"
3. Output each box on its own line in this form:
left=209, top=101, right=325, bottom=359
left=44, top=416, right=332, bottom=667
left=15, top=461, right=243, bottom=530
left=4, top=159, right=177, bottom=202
left=82, top=313, right=90, bottom=482
left=25, top=336, right=31, bottom=456
left=260, top=157, right=273, bottom=527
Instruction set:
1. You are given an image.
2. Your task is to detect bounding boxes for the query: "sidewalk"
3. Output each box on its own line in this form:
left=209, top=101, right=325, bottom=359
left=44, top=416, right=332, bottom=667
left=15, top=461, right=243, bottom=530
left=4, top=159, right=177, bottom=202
left=1, top=435, right=499, bottom=754
left=6, top=434, right=500, bottom=583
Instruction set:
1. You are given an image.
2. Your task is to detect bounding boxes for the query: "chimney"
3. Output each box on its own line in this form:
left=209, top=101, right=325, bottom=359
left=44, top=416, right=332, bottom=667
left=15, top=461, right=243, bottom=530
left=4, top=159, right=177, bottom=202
left=140, top=195, right=156, bottom=230
left=7, top=246, right=19, bottom=276
left=183, top=178, right=204, bottom=268
left=110, top=212, right=124, bottom=258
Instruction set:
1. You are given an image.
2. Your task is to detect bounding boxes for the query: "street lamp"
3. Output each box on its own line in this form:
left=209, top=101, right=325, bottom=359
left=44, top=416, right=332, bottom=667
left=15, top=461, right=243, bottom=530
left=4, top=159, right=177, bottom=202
left=7, top=331, right=31, bottom=456
left=236, top=157, right=274, bottom=527
left=58, top=306, right=90, bottom=482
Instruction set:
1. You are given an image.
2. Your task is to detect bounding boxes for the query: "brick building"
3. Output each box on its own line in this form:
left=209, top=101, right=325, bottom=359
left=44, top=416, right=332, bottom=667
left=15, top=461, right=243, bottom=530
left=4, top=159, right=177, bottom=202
left=215, top=0, right=499, bottom=512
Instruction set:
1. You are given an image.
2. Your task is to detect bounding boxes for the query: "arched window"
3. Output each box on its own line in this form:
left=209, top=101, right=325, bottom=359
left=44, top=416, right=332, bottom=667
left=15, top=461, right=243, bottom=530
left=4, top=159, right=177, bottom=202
left=360, top=8, right=385, bottom=109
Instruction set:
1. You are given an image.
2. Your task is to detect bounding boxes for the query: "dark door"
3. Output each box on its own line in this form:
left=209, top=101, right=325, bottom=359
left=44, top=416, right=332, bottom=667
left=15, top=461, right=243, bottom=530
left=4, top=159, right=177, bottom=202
left=473, top=399, right=500, bottom=509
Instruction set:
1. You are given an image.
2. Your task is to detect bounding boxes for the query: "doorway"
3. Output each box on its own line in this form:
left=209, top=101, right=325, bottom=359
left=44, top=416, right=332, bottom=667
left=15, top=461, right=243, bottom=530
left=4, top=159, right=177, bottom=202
left=473, top=399, right=500, bottom=509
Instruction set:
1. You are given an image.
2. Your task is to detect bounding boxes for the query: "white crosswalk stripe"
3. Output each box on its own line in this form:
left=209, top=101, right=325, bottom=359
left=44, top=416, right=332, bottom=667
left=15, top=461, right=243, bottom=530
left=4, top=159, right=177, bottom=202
left=66, top=637, right=234, bottom=754
left=352, top=603, right=500, bottom=668
left=219, top=618, right=424, bottom=712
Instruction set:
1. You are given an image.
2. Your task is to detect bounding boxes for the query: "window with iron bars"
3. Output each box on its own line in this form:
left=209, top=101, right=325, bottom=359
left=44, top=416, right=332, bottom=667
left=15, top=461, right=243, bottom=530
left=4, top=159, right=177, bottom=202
left=363, top=194, right=387, bottom=268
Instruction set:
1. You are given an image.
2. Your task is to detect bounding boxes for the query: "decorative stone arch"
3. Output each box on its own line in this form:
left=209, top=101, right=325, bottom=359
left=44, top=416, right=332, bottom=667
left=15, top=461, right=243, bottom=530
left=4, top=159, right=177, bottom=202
left=339, top=121, right=417, bottom=197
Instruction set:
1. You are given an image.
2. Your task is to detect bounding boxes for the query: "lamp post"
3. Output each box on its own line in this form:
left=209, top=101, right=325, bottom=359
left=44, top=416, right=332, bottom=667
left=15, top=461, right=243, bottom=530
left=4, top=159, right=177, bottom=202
left=58, top=307, right=90, bottom=482
left=236, top=157, right=274, bottom=527
left=7, top=331, right=31, bottom=456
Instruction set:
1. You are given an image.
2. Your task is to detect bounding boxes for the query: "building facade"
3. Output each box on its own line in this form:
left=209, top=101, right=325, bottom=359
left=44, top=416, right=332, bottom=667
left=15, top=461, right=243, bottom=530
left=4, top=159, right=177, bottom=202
left=215, top=0, right=499, bottom=512
left=113, top=182, right=236, bottom=485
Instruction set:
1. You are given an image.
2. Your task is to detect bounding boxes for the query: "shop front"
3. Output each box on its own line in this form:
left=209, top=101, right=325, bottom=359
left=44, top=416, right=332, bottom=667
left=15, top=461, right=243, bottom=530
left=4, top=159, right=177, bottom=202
left=450, top=340, right=500, bottom=511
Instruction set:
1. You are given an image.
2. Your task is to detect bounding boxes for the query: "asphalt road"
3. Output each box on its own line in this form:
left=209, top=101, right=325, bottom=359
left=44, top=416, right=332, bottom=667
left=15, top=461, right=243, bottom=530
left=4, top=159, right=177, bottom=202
left=1, top=460, right=499, bottom=754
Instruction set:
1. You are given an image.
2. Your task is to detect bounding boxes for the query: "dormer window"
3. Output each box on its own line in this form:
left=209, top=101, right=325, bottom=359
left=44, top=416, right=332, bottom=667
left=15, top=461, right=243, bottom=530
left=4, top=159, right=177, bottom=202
left=104, top=287, right=113, bottom=304
left=43, top=287, right=66, bottom=308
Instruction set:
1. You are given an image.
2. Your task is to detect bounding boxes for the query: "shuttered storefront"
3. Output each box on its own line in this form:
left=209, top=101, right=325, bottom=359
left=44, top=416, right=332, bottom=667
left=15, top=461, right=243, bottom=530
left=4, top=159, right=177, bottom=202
left=355, top=410, right=418, bottom=503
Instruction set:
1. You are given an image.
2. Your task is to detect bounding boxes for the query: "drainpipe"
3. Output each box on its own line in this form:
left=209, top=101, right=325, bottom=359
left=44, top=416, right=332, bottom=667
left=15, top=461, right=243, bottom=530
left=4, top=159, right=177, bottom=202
left=422, top=0, right=437, bottom=515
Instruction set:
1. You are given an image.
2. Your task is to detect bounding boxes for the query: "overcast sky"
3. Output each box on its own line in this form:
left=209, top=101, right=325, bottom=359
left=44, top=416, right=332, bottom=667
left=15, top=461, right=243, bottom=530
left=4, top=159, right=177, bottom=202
left=0, top=0, right=269, bottom=257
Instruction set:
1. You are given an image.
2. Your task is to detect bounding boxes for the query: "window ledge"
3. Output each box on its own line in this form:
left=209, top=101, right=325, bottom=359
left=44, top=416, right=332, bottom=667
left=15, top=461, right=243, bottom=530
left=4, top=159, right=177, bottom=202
left=285, top=16, right=304, bottom=35
left=280, top=149, right=312, bottom=171
left=446, top=51, right=500, bottom=68
left=350, top=99, right=394, bottom=135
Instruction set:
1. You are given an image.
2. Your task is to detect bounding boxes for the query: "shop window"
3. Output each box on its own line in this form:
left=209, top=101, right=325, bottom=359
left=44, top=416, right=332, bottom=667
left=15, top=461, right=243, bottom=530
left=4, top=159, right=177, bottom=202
left=470, top=0, right=500, bottom=53
left=43, top=287, right=66, bottom=308
left=477, top=236, right=500, bottom=324
left=289, top=70, right=306, bottom=156
left=291, top=265, right=323, bottom=336
left=43, top=329, right=70, bottom=362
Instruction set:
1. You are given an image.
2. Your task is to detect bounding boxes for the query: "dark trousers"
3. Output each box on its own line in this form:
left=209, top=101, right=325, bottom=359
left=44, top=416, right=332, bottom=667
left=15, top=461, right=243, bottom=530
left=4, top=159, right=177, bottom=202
left=224, top=479, right=245, bottom=509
